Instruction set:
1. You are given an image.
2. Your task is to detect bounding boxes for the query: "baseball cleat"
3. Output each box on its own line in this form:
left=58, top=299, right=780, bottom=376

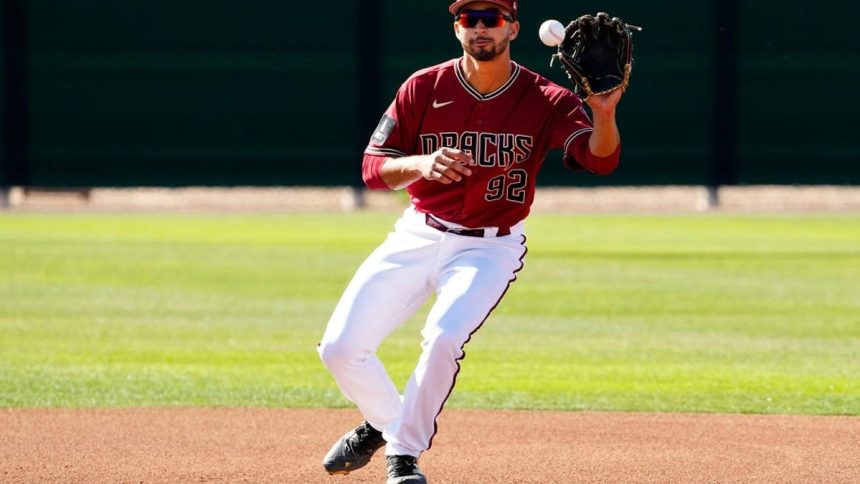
left=322, top=420, right=386, bottom=475
left=386, top=455, right=427, bottom=484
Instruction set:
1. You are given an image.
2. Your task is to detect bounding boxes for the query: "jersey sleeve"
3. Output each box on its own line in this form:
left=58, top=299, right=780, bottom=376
left=364, top=100, right=409, bottom=159
left=362, top=75, right=427, bottom=189
left=361, top=154, right=390, bottom=190
left=549, top=90, right=620, bottom=176
left=364, top=75, right=424, bottom=159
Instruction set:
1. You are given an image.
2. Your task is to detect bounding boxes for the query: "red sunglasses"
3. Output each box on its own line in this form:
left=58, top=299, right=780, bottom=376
left=455, top=9, right=514, bottom=28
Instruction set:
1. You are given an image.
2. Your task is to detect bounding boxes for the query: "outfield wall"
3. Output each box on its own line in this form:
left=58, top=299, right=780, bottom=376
left=2, top=1, right=859, bottom=187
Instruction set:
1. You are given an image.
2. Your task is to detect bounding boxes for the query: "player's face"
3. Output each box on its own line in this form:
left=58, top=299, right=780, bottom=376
left=453, top=3, right=519, bottom=62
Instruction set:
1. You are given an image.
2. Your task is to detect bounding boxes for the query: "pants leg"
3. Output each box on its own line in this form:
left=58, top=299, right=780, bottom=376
left=317, top=221, right=439, bottom=431
left=384, top=234, right=528, bottom=456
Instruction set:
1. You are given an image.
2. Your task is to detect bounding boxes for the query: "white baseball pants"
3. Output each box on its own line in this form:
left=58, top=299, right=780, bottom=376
left=318, top=205, right=527, bottom=457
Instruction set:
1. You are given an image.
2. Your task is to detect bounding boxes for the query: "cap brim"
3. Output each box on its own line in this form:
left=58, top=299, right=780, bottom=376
left=448, top=0, right=516, bottom=17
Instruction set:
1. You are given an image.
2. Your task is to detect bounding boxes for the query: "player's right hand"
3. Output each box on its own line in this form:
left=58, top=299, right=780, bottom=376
left=418, top=148, right=473, bottom=184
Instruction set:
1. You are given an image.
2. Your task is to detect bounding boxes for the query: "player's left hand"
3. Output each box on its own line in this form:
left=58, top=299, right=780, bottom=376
left=586, top=88, right=623, bottom=117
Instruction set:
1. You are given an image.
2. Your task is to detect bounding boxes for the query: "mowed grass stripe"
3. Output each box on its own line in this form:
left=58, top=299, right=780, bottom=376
left=0, top=213, right=858, bottom=414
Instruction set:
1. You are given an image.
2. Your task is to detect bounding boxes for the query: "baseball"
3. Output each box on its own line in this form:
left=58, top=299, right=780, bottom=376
left=539, top=19, right=565, bottom=47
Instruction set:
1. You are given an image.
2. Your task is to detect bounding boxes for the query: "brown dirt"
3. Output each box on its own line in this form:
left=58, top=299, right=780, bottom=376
left=5, top=185, right=860, bottom=213
left=1, top=408, right=857, bottom=483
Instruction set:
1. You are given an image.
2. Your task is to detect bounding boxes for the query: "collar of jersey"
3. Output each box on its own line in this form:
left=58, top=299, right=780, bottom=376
left=454, top=58, right=521, bottom=101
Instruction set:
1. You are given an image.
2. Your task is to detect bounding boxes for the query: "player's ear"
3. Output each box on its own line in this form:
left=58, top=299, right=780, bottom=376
left=508, top=20, right=519, bottom=41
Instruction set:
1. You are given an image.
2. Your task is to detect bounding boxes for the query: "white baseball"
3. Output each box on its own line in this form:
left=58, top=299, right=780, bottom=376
left=539, top=19, right=565, bottom=47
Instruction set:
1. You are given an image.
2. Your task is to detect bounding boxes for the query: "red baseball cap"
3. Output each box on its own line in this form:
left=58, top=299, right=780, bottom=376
left=448, top=0, right=518, bottom=19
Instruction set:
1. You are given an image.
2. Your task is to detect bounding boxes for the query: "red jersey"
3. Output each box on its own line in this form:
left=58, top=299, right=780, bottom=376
left=363, top=58, right=620, bottom=229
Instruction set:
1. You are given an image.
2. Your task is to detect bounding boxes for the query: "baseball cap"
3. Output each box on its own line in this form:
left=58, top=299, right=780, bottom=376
left=448, top=0, right=518, bottom=19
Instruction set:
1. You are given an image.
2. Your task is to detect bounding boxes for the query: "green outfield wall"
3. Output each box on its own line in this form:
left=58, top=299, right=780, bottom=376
left=2, top=0, right=859, bottom=187
left=1, top=0, right=7, bottom=185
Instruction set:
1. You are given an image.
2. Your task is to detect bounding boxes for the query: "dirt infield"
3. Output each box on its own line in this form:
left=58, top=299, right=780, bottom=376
left=1, top=408, right=858, bottom=483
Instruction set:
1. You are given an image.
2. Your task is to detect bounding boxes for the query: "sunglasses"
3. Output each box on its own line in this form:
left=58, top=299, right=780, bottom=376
left=455, top=9, right=515, bottom=28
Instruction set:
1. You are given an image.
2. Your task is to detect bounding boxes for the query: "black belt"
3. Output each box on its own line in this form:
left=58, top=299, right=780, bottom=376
left=425, top=214, right=511, bottom=237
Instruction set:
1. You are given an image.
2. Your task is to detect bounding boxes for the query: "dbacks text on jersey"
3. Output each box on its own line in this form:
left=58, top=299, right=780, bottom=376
left=420, top=131, right=534, bottom=169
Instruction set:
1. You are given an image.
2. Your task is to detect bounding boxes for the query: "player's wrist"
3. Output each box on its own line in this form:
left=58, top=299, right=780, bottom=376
left=378, top=156, right=418, bottom=190
left=403, top=156, right=425, bottom=180
left=589, top=106, right=616, bottom=120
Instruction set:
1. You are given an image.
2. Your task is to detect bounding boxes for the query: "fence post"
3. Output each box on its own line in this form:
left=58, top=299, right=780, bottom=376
left=351, top=0, right=382, bottom=209
left=3, top=0, right=30, bottom=190
left=708, top=0, right=739, bottom=208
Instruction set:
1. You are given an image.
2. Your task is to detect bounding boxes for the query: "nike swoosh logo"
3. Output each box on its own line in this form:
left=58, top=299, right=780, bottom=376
left=432, top=100, right=454, bottom=108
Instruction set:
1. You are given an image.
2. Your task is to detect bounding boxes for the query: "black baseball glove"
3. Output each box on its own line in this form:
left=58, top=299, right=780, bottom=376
left=552, top=12, right=641, bottom=100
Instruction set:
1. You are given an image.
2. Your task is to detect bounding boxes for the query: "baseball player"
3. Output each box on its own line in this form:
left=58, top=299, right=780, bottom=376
left=318, top=1, right=622, bottom=482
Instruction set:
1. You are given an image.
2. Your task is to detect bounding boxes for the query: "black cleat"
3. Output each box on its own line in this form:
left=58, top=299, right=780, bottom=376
left=322, top=420, right=386, bottom=475
left=386, top=455, right=427, bottom=484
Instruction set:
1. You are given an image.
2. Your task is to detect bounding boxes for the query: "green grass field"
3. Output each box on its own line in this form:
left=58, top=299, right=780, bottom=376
left=1, top=212, right=858, bottom=415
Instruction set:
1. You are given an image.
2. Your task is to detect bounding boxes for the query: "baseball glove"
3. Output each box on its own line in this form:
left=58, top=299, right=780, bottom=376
left=552, top=12, right=641, bottom=100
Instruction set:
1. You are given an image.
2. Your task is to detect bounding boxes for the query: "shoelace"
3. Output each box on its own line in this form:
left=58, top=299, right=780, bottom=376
left=349, top=422, right=382, bottom=454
